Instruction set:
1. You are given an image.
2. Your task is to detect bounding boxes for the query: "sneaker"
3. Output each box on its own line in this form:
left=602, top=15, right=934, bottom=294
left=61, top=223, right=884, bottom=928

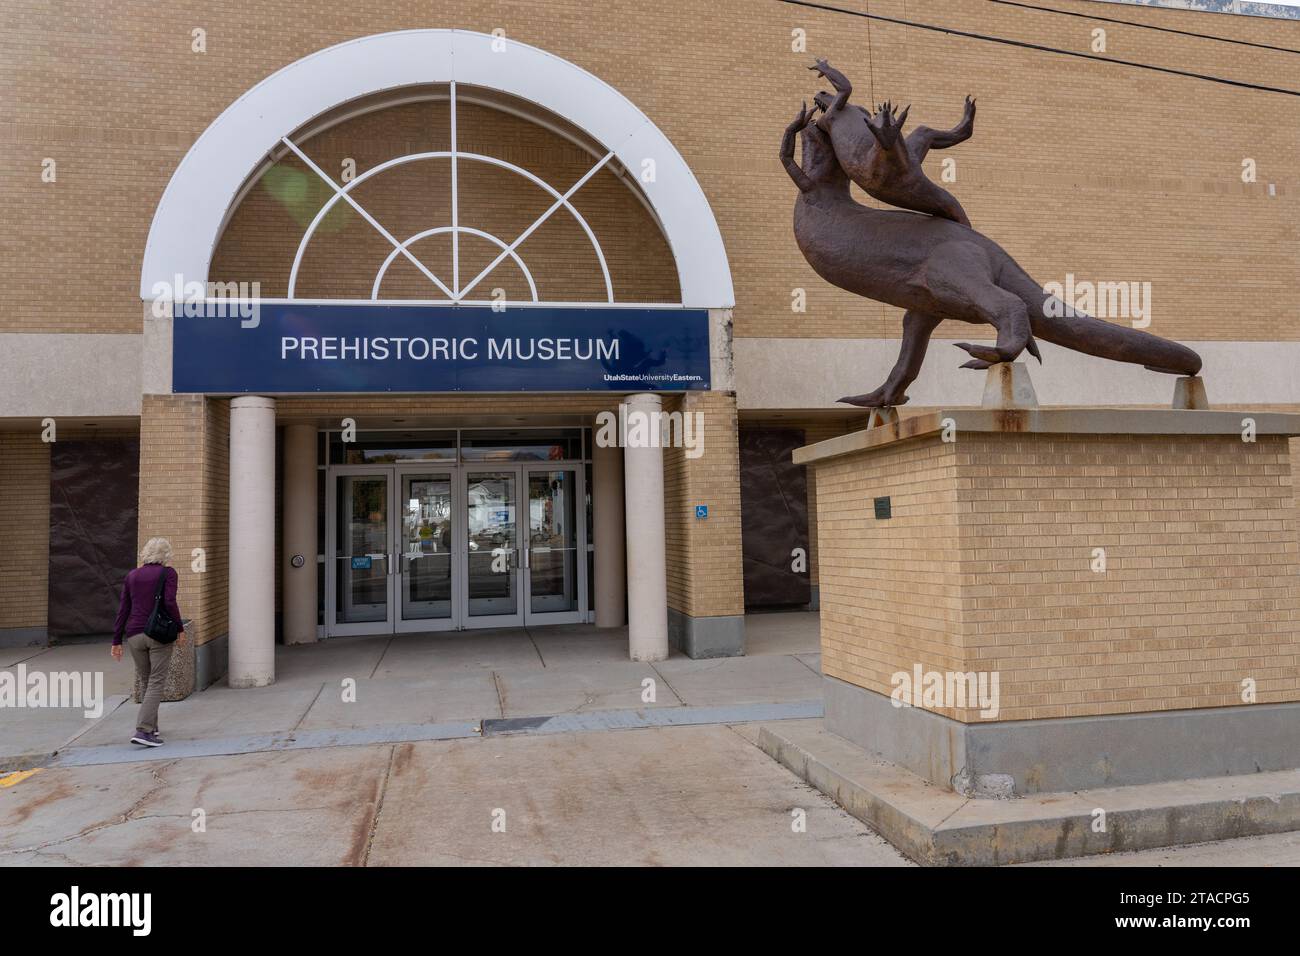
left=130, top=731, right=163, bottom=747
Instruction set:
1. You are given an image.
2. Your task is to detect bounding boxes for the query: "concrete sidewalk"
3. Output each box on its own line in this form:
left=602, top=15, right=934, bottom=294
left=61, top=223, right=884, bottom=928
left=0, top=723, right=910, bottom=867
left=3, top=612, right=823, bottom=770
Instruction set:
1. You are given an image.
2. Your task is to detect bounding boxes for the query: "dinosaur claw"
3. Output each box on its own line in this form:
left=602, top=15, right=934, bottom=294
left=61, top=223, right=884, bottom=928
left=954, top=341, right=1004, bottom=364
left=837, top=390, right=910, bottom=407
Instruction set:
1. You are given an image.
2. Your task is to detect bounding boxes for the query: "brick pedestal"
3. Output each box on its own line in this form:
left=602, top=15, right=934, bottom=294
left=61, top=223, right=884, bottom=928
left=796, top=408, right=1300, bottom=794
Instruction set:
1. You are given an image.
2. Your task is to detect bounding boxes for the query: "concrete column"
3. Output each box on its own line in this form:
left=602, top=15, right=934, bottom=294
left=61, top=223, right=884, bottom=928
left=622, top=393, right=669, bottom=661
left=592, top=418, right=626, bottom=627
left=229, top=396, right=276, bottom=687
left=282, top=423, right=318, bottom=645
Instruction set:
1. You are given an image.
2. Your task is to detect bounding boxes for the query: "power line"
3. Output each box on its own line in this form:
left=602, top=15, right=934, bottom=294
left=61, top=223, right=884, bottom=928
left=989, top=0, right=1300, bottom=56
left=777, top=0, right=1300, bottom=97
left=864, top=0, right=876, bottom=103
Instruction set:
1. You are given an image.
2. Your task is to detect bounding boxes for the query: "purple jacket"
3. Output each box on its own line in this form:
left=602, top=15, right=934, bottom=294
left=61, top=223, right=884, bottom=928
left=113, top=564, right=183, bottom=645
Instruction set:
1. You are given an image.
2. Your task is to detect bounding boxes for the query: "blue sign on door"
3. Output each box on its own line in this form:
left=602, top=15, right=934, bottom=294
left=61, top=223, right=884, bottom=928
left=172, top=303, right=711, bottom=393
left=350, top=556, right=372, bottom=570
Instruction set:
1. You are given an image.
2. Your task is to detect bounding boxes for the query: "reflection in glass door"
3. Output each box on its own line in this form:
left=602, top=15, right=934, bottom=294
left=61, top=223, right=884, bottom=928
left=326, top=453, right=591, bottom=635
left=397, top=471, right=455, bottom=631
left=464, top=470, right=522, bottom=625
left=333, top=472, right=392, bottom=634
left=524, top=468, right=585, bottom=624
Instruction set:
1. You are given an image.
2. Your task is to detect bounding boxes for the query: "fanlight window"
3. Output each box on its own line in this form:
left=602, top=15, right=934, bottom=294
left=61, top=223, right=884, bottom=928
left=211, top=83, right=682, bottom=307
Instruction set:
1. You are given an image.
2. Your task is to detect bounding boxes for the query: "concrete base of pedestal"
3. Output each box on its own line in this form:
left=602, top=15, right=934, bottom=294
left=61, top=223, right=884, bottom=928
left=757, top=718, right=1300, bottom=865
left=980, top=361, right=1038, bottom=409
left=667, top=609, right=745, bottom=658
left=825, top=675, right=1300, bottom=796
left=195, top=633, right=228, bottom=692
left=0, top=626, right=48, bottom=648
left=1173, top=375, right=1210, bottom=409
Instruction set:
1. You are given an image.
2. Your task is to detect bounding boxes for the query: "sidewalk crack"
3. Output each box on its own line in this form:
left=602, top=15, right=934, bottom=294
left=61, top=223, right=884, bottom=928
left=291, top=683, right=327, bottom=733
left=491, top=672, right=508, bottom=718
left=368, top=635, right=397, bottom=679
left=524, top=627, right=545, bottom=667
left=1, top=759, right=179, bottom=858
left=360, top=744, right=397, bottom=867
left=791, top=653, right=822, bottom=677
left=648, top=661, right=684, bottom=706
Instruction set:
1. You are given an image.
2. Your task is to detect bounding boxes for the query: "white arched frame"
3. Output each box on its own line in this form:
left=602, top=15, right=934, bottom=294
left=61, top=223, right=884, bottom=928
left=139, top=29, right=733, bottom=309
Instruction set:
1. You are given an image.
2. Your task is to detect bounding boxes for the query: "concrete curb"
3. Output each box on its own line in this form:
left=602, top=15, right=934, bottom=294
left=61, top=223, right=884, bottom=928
left=756, top=719, right=1300, bottom=866
left=41, top=699, right=826, bottom=769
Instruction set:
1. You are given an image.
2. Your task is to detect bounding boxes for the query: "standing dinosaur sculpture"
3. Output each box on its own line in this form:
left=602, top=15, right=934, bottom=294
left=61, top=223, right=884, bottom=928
left=783, top=74, right=1203, bottom=408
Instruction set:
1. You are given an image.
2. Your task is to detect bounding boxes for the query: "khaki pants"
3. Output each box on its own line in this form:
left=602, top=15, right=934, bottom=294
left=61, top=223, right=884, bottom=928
left=127, top=632, right=174, bottom=734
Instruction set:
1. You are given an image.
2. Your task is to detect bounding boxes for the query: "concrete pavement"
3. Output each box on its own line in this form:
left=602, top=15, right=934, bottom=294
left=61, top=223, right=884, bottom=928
left=3, top=615, right=824, bottom=770
left=7, top=611, right=1298, bottom=866
left=0, top=724, right=909, bottom=866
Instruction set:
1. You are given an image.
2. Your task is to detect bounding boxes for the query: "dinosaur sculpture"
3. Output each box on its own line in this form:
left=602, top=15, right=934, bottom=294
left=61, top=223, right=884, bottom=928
left=783, top=74, right=1203, bottom=408
left=809, top=59, right=974, bottom=227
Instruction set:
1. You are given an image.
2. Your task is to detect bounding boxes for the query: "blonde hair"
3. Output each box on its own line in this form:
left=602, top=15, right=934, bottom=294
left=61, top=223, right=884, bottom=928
left=139, top=537, right=174, bottom=566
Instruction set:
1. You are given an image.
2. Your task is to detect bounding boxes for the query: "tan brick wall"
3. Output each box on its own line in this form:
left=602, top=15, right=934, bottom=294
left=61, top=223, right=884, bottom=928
left=137, top=395, right=228, bottom=647
left=663, top=391, right=745, bottom=618
left=816, top=436, right=966, bottom=704
left=7, top=0, right=1297, bottom=648
left=799, top=420, right=853, bottom=591
left=3, top=0, right=1298, bottom=345
left=814, top=430, right=1300, bottom=722
left=0, top=431, right=51, bottom=631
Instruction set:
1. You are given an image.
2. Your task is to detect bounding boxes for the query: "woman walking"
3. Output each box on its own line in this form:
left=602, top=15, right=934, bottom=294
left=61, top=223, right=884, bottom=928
left=111, top=537, right=186, bottom=747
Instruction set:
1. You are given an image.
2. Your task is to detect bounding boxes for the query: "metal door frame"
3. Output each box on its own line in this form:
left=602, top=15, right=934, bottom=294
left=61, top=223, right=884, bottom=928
left=325, top=457, right=591, bottom=635
left=394, top=465, right=460, bottom=633
left=459, top=465, right=526, bottom=629
left=325, top=465, right=397, bottom=636
left=521, top=463, right=588, bottom=626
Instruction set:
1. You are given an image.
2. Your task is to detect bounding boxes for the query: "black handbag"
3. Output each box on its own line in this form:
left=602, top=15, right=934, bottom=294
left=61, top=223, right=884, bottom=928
left=144, top=566, right=181, bottom=644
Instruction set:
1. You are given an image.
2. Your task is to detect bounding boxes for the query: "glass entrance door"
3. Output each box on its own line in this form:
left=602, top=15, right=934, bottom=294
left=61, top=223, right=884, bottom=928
left=523, top=467, right=586, bottom=625
left=332, top=470, right=393, bottom=636
left=462, top=469, right=523, bottom=627
left=326, top=458, right=589, bottom=634
left=395, top=469, right=457, bottom=632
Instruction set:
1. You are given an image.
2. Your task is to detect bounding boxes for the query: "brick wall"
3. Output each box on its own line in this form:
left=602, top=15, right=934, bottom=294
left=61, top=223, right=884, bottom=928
left=137, top=395, right=228, bottom=647
left=814, top=430, right=1300, bottom=722
left=2, top=0, right=1297, bottom=345
left=663, top=391, right=745, bottom=619
left=0, top=432, right=51, bottom=632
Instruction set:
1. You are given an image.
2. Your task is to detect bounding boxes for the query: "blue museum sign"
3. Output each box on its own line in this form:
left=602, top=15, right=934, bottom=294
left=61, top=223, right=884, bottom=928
left=171, top=303, right=711, bottom=393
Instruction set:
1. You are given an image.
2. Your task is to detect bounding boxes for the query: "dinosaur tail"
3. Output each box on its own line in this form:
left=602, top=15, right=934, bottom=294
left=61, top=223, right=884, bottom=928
left=1000, top=265, right=1202, bottom=376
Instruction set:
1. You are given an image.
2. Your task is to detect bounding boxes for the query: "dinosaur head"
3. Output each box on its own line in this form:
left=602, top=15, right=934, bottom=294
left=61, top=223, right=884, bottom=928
left=800, top=117, right=845, bottom=188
